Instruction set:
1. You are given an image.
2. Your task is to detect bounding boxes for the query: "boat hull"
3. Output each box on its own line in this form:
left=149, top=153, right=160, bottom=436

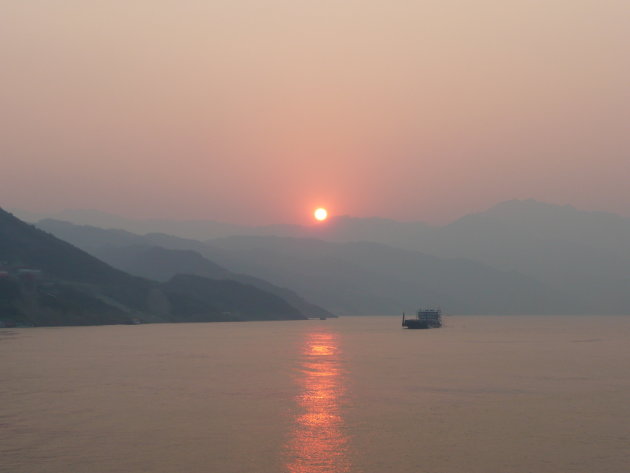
left=402, top=309, right=443, bottom=329
left=403, top=320, right=433, bottom=329
left=403, top=319, right=442, bottom=329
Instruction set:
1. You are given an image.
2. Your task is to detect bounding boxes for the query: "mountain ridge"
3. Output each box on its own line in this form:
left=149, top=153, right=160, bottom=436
left=36, top=218, right=583, bottom=315
left=0, top=208, right=308, bottom=326
left=30, top=199, right=630, bottom=315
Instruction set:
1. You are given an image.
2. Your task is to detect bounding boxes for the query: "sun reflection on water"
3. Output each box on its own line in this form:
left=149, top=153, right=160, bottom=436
left=285, top=330, right=352, bottom=473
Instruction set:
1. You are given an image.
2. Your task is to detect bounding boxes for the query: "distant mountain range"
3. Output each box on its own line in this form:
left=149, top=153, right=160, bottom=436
left=15, top=200, right=630, bottom=255
left=0, top=208, right=308, bottom=326
left=35, top=198, right=628, bottom=315
left=13, top=199, right=630, bottom=318
left=12, top=207, right=434, bottom=242
left=32, top=219, right=332, bottom=319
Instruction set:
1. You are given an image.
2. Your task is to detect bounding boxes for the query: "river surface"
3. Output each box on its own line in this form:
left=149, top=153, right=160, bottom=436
left=1, top=315, right=630, bottom=473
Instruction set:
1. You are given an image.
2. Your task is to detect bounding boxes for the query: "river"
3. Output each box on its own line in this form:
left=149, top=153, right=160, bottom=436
left=1, top=315, right=629, bottom=472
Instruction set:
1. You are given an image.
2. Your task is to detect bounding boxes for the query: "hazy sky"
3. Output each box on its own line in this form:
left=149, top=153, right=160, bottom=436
left=1, top=1, right=628, bottom=224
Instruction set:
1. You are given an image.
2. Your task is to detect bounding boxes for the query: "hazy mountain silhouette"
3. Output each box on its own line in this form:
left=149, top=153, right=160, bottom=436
left=14, top=208, right=265, bottom=240
left=467, top=200, right=630, bottom=254
left=200, top=236, right=577, bottom=315
left=0, top=209, right=307, bottom=325
left=33, top=199, right=630, bottom=314
left=18, top=200, right=630, bottom=253
left=17, top=208, right=432, bottom=242
left=412, top=201, right=630, bottom=312
left=36, top=220, right=332, bottom=318
left=315, top=201, right=630, bottom=313
left=308, top=201, right=630, bottom=313
left=37, top=218, right=577, bottom=315
left=91, top=245, right=332, bottom=318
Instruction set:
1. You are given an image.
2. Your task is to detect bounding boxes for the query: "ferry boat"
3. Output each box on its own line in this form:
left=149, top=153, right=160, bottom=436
left=402, top=308, right=442, bottom=329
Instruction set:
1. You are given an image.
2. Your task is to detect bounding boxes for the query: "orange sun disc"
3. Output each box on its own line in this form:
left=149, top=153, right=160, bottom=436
left=314, top=208, right=328, bottom=221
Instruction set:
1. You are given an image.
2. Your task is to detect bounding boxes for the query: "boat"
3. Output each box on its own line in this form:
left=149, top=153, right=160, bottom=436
left=402, top=308, right=442, bottom=329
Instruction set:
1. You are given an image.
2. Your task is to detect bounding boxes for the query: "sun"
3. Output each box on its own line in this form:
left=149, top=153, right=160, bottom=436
left=314, top=207, right=328, bottom=221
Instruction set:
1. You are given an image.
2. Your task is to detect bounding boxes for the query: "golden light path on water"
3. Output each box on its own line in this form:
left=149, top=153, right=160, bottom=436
left=285, top=330, right=352, bottom=473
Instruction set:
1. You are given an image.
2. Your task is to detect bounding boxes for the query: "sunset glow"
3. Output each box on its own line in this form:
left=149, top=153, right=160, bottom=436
left=314, top=208, right=328, bottom=222
left=1, top=2, right=629, bottom=223
left=285, top=331, right=351, bottom=473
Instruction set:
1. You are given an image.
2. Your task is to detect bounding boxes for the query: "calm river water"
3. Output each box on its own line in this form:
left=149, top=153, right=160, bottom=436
left=1, top=315, right=629, bottom=473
